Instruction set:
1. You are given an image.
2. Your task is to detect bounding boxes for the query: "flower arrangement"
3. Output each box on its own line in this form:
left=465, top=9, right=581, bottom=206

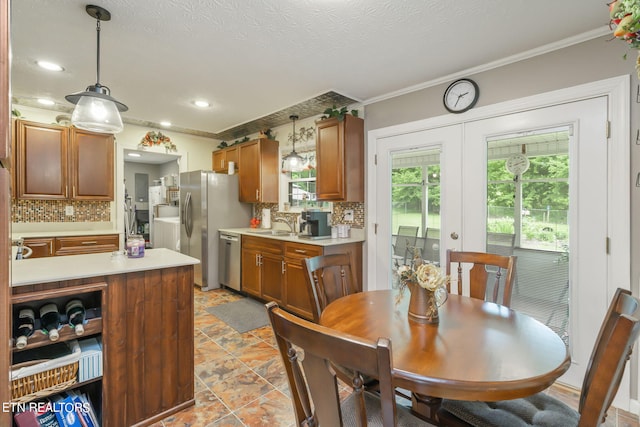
left=139, top=131, right=177, bottom=152
left=609, top=0, right=640, bottom=76
left=396, top=252, right=449, bottom=305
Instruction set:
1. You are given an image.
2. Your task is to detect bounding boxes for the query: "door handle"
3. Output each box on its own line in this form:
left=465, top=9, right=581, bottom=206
left=184, top=192, right=193, bottom=238
left=450, top=232, right=459, bottom=240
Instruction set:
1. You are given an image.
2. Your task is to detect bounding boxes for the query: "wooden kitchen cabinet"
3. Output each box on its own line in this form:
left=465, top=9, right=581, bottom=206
left=241, top=235, right=363, bottom=320
left=212, top=146, right=238, bottom=174
left=14, top=119, right=114, bottom=200
left=70, top=127, right=114, bottom=200
left=241, top=235, right=284, bottom=303
left=15, top=119, right=68, bottom=199
left=283, top=242, right=322, bottom=319
left=315, top=115, right=364, bottom=202
left=23, top=237, right=54, bottom=258
left=23, top=234, right=118, bottom=258
left=238, top=139, right=279, bottom=203
left=54, top=234, right=119, bottom=256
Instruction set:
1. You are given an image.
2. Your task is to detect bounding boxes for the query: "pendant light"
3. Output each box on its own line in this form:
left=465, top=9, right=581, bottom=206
left=282, top=115, right=305, bottom=173
left=65, top=5, right=128, bottom=134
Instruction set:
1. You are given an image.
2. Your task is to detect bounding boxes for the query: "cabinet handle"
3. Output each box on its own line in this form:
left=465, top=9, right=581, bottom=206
left=73, top=186, right=76, bottom=197
left=255, top=189, right=259, bottom=201
left=282, top=260, right=286, bottom=274
left=255, top=254, right=260, bottom=266
left=221, top=159, right=224, bottom=168
left=65, top=185, right=68, bottom=198
left=294, top=249, right=307, bottom=254
left=50, top=241, right=53, bottom=254
left=81, top=241, right=98, bottom=245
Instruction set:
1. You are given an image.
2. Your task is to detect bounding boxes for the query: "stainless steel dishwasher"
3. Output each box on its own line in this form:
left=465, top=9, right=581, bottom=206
left=218, top=232, right=242, bottom=291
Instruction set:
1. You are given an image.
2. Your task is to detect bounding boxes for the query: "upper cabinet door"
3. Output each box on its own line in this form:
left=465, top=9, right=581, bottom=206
left=70, top=128, right=114, bottom=200
left=238, top=139, right=279, bottom=203
left=316, top=115, right=364, bottom=202
left=16, top=120, right=68, bottom=199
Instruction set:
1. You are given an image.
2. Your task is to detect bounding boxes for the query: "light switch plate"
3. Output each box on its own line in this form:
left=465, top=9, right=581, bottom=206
left=344, top=209, right=354, bottom=221
left=65, top=205, right=74, bottom=216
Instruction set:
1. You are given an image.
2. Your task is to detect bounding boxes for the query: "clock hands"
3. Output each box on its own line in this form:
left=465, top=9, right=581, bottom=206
left=453, top=91, right=470, bottom=107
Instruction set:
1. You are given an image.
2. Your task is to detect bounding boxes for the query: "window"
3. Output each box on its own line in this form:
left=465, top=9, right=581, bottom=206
left=283, top=152, right=329, bottom=210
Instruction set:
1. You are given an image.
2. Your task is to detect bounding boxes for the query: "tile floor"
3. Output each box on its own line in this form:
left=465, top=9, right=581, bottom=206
left=152, top=287, right=640, bottom=427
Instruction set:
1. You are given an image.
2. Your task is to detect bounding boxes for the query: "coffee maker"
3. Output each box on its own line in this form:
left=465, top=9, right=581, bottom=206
left=300, top=211, right=331, bottom=239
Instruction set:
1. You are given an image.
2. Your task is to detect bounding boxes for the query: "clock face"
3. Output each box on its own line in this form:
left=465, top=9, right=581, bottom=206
left=443, top=79, right=479, bottom=113
left=505, top=154, right=530, bottom=175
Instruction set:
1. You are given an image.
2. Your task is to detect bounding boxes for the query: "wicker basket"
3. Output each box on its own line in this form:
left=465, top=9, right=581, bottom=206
left=11, top=360, right=79, bottom=402
left=11, top=340, right=81, bottom=403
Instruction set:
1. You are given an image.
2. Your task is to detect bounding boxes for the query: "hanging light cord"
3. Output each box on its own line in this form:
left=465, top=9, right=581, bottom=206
left=291, top=116, right=297, bottom=152
left=95, top=13, right=102, bottom=86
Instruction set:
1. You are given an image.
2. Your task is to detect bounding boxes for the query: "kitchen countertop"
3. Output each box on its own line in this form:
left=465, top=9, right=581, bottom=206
left=11, top=248, right=199, bottom=287
left=219, top=227, right=365, bottom=246
left=11, top=222, right=120, bottom=239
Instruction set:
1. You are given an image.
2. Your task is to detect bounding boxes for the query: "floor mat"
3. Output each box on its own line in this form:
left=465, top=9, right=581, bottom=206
left=206, top=298, right=269, bottom=333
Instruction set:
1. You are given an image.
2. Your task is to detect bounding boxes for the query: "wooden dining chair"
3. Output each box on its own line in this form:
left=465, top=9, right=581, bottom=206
left=437, top=288, right=640, bottom=427
left=445, top=249, right=517, bottom=307
left=303, top=253, right=359, bottom=323
left=266, top=302, right=424, bottom=426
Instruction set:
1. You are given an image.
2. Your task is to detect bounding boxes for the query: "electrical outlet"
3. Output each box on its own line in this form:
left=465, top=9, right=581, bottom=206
left=343, top=209, right=354, bottom=221
left=65, top=205, right=74, bottom=216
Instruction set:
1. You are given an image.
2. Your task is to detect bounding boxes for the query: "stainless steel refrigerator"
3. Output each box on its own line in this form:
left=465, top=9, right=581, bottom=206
left=180, top=171, right=252, bottom=291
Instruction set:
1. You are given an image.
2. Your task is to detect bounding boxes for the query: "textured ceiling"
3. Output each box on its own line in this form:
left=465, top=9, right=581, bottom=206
left=10, top=0, right=608, bottom=139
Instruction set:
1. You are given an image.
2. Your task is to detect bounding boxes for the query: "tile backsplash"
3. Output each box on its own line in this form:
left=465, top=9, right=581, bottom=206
left=12, top=200, right=111, bottom=223
left=255, top=202, right=364, bottom=229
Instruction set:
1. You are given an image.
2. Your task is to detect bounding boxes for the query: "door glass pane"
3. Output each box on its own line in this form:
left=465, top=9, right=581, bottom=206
left=391, top=148, right=441, bottom=287
left=486, top=127, right=569, bottom=343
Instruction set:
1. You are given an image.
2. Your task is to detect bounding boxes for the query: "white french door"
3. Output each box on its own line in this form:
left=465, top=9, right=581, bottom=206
left=462, top=97, right=609, bottom=389
left=368, top=78, right=630, bottom=404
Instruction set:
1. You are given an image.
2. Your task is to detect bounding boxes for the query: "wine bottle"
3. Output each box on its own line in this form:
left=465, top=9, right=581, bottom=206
left=39, top=303, right=61, bottom=342
left=14, top=308, right=35, bottom=349
left=65, top=299, right=86, bottom=336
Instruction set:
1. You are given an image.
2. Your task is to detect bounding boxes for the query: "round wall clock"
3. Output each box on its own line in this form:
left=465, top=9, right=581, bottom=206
left=505, top=153, right=530, bottom=175
left=443, top=78, right=479, bottom=113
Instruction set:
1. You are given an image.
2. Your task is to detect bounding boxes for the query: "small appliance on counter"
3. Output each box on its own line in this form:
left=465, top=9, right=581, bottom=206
left=299, top=210, right=332, bottom=240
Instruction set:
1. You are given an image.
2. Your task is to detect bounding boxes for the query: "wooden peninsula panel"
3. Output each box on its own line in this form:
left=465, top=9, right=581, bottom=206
left=104, top=265, right=194, bottom=426
left=11, top=259, right=195, bottom=427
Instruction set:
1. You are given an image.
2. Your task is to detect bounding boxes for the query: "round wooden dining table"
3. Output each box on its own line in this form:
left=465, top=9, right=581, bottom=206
left=319, top=290, right=571, bottom=403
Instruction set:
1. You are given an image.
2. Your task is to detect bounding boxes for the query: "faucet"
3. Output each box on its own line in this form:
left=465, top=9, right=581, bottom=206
left=274, top=216, right=296, bottom=233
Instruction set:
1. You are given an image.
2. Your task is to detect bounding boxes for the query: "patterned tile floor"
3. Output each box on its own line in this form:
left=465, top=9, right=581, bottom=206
left=152, top=287, right=640, bottom=427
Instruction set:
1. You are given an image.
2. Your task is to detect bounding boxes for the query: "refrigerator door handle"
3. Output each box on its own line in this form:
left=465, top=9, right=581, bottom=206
left=184, top=192, right=193, bottom=238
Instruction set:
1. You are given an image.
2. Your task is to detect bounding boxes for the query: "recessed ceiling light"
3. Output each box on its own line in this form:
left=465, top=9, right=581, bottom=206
left=160, top=121, right=172, bottom=127
left=37, top=98, right=55, bottom=106
left=128, top=152, right=141, bottom=158
left=36, top=60, right=64, bottom=72
left=193, top=100, right=210, bottom=108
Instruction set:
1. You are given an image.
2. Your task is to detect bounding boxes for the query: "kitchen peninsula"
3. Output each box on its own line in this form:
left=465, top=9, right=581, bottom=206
left=11, top=248, right=199, bottom=427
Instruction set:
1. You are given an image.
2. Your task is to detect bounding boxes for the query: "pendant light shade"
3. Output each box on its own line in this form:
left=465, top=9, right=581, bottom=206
left=65, top=5, right=127, bottom=134
left=282, top=115, right=305, bottom=173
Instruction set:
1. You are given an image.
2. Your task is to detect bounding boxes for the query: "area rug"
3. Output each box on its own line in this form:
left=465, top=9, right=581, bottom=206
left=206, top=298, right=270, bottom=333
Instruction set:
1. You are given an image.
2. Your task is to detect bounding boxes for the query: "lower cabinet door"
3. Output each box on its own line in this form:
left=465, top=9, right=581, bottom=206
left=241, top=248, right=261, bottom=298
left=261, top=253, right=283, bottom=304
left=284, top=258, right=314, bottom=320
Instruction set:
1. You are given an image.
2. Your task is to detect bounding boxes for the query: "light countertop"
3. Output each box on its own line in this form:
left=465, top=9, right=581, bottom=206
left=219, top=227, right=365, bottom=246
left=11, top=248, right=199, bottom=287
left=11, top=222, right=120, bottom=239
